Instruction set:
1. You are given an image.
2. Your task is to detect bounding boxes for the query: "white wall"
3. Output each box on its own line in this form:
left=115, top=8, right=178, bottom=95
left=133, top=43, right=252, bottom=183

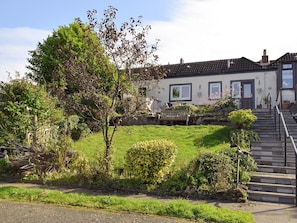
left=146, top=70, right=277, bottom=109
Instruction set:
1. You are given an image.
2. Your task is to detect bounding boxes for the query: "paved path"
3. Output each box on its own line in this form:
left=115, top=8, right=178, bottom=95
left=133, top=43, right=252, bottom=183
left=206, top=200, right=297, bottom=223
left=1, top=182, right=297, bottom=223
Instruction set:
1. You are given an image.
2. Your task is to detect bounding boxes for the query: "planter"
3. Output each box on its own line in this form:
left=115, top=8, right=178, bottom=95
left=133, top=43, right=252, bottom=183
left=282, top=102, right=290, bottom=109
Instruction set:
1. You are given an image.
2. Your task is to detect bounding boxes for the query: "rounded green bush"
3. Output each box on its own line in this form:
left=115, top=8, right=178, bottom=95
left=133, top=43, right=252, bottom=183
left=228, top=109, right=257, bottom=129
left=125, top=139, right=177, bottom=184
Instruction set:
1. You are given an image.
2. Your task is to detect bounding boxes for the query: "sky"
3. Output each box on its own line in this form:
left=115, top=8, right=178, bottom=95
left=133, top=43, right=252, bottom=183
left=1, top=0, right=297, bottom=82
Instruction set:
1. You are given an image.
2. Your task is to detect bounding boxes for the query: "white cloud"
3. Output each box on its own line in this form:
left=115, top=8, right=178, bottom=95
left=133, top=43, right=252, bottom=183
left=0, top=27, right=50, bottom=82
left=1, top=0, right=297, bottom=82
left=150, top=0, right=297, bottom=64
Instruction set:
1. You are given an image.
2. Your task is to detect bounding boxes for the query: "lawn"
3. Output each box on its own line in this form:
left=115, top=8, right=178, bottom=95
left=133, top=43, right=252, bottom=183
left=72, top=125, right=232, bottom=170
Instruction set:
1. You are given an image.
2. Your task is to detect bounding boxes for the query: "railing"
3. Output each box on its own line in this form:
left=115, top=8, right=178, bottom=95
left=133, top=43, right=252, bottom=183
left=275, top=106, right=290, bottom=164
left=266, top=92, right=272, bottom=114
left=274, top=105, right=297, bottom=206
left=289, top=135, right=297, bottom=207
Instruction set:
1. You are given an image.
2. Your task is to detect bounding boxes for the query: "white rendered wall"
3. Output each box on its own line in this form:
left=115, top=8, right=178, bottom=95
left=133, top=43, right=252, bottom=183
left=146, top=70, right=277, bottom=109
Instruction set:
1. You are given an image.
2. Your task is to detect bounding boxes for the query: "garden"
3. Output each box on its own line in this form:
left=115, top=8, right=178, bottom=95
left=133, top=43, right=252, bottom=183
left=0, top=97, right=259, bottom=201
left=0, top=8, right=258, bottom=222
left=0, top=78, right=258, bottom=223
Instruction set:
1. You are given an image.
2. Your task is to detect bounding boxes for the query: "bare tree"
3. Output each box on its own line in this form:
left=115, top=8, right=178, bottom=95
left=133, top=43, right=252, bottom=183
left=81, top=6, right=166, bottom=176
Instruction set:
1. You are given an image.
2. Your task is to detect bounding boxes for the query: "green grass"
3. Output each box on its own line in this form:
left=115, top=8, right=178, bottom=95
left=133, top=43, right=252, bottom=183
left=0, top=186, right=254, bottom=223
left=72, top=125, right=232, bottom=169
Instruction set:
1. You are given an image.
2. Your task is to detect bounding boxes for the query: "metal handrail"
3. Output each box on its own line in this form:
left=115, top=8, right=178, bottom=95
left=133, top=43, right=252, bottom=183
left=266, top=92, right=272, bottom=114
left=289, top=136, right=297, bottom=207
left=274, top=105, right=297, bottom=206
left=275, top=105, right=290, bottom=136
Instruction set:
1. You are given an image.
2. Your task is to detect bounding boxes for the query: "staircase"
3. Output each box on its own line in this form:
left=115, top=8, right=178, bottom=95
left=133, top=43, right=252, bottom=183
left=249, top=109, right=296, bottom=204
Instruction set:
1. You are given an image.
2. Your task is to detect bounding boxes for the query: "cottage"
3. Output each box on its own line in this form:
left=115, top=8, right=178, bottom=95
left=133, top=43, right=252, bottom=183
left=138, top=50, right=297, bottom=111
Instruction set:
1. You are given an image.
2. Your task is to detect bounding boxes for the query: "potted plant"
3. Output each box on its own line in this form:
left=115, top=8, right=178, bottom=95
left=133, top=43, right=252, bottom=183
left=263, top=96, right=268, bottom=105
left=282, top=100, right=291, bottom=109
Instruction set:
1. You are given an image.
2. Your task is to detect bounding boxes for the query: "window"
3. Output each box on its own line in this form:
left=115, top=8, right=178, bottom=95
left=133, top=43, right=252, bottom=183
left=231, top=82, right=241, bottom=98
left=169, top=84, right=192, bottom=101
left=282, top=64, right=293, bottom=89
left=209, top=82, right=222, bottom=99
left=283, top=64, right=292, bottom=69
left=243, top=83, right=252, bottom=98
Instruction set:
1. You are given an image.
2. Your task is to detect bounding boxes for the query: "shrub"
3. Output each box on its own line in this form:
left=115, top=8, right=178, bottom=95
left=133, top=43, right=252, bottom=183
left=125, top=140, right=177, bottom=184
left=58, top=115, right=91, bottom=141
left=222, top=147, right=257, bottom=184
left=160, top=169, right=192, bottom=193
left=213, top=95, right=238, bottom=115
left=188, top=151, right=233, bottom=193
left=71, top=122, right=91, bottom=141
left=0, top=158, right=10, bottom=175
left=228, top=109, right=257, bottom=129
left=171, top=103, right=198, bottom=113
left=230, top=129, right=259, bottom=150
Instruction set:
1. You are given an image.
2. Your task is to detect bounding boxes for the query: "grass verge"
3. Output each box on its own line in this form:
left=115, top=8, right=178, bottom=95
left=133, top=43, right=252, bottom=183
left=0, top=186, right=254, bottom=223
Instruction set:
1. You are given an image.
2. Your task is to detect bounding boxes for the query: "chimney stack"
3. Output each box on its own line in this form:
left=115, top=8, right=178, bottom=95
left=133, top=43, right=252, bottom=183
left=261, top=49, right=269, bottom=64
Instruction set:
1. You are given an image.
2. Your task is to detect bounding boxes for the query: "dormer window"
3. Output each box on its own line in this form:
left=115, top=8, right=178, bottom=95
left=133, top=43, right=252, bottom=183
left=282, top=64, right=293, bottom=89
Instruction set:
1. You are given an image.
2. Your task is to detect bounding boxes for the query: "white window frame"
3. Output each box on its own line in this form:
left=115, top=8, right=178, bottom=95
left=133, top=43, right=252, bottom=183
left=169, top=83, right=192, bottom=101
left=231, top=81, right=241, bottom=99
left=209, top=82, right=222, bottom=99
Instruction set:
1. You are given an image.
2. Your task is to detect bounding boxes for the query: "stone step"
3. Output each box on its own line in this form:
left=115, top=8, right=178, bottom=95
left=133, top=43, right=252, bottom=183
left=251, top=145, right=283, bottom=151
left=251, top=150, right=295, bottom=157
left=252, top=144, right=296, bottom=152
left=257, top=165, right=296, bottom=174
left=253, top=120, right=275, bottom=123
left=248, top=190, right=296, bottom=204
left=249, top=182, right=296, bottom=194
left=257, top=132, right=279, bottom=136
left=254, top=159, right=296, bottom=167
left=252, top=126, right=276, bottom=130
left=250, top=110, right=297, bottom=205
left=252, top=154, right=294, bottom=161
left=252, top=150, right=285, bottom=156
left=257, top=134, right=280, bottom=139
left=251, top=172, right=295, bottom=185
left=252, top=141, right=283, bottom=147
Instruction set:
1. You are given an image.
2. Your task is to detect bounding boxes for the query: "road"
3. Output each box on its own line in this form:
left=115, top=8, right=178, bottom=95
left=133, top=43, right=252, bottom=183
left=0, top=200, right=194, bottom=223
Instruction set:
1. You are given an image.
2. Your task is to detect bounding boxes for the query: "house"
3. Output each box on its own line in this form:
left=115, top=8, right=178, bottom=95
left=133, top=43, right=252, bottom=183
left=140, top=50, right=297, bottom=111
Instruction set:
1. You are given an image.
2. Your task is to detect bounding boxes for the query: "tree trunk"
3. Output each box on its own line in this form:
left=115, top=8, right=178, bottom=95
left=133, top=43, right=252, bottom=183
left=32, top=115, right=38, bottom=149
left=102, top=114, right=114, bottom=177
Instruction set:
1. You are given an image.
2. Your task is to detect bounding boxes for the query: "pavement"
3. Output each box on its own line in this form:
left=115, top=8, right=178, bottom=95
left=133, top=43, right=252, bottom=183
left=205, top=200, right=297, bottom=223
left=1, top=182, right=297, bottom=223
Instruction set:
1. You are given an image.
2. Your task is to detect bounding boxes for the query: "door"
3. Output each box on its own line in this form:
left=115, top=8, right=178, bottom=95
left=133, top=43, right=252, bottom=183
left=231, top=80, right=254, bottom=109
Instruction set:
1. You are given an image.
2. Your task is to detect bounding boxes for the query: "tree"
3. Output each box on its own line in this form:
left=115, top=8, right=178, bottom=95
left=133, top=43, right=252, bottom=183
left=0, top=78, right=63, bottom=147
left=27, top=7, right=166, bottom=177
left=84, top=7, right=166, bottom=176
left=27, top=22, right=111, bottom=104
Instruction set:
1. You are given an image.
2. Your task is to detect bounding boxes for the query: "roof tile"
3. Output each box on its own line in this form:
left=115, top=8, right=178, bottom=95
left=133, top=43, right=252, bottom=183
left=163, top=57, right=263, bottom=78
